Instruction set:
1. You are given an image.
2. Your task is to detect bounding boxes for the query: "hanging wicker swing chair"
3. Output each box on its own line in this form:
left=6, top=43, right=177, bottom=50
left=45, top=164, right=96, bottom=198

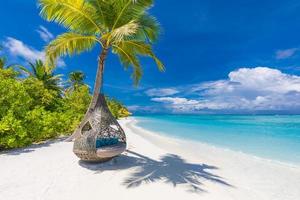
left=73, top=93, right=126, bottom=162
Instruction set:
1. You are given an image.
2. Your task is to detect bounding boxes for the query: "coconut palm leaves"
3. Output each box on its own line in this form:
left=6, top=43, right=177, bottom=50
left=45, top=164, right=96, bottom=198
left=39, top=0, right=102, bottom=34
left=19, top=60, right=63, bottom=93
left=45, top=33, right=98, bottom=69
left=39, top=0, right=164, bottom=85
left=68, top=71, right=86, bottom=91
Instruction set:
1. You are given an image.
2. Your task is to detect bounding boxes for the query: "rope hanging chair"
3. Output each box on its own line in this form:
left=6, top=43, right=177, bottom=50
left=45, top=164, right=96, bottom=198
left=73, top=93, right=126, bottom=162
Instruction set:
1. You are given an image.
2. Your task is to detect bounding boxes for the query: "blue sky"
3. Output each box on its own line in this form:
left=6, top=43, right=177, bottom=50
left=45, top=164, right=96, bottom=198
left=1, top=0, right=300, bottom=114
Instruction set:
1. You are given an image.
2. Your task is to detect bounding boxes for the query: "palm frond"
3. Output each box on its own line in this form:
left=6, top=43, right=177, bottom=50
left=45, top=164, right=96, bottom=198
left=29, top=62, right=38, bottom=76
left=111, top=0, right=153, bottom=30
left=39, top=0, right=102, bottom=34
left=112, top=39, right=164, bottom=84
left=45, top=74, right=64, bottom=92
left=104, top=20, right=139, bottom=44
left=68, top=71, right=86, bottom=90
left=38, top=0, right=164, bottom=86
left=88, top=0, right=115, bottom=29
left=136, top=14, right=160, bottom=42
left=69, top=71, right=85, bottom=83
left=13, top=64, right=32, bottom=76
left=117, top=40, right=164, bottom=71
left=30, top=60, right=45, bottom=79
left=45, top=32, right=98, bottom=69
left=112, top=44, right=143, bottom=85
left=49, top=74, right=63, bottom=82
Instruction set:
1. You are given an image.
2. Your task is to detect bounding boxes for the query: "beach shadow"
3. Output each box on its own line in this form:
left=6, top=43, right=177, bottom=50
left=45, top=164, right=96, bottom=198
left=78, top=153, right=144, bottom=172
left=79, top=150, right=232, bottom=193
left=1, top=137, right=67, bottom=156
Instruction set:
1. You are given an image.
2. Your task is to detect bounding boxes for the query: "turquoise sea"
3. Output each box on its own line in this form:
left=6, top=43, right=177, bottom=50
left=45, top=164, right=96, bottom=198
left=135, top=115, right=300, bottom=165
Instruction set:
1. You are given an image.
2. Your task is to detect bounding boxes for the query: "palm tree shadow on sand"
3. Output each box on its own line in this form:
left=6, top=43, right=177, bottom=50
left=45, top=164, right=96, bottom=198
left=79, top=150, right=233, bottom=193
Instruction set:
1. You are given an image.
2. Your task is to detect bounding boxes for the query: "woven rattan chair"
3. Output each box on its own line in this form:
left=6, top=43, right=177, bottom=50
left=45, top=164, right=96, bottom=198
left=73, top=94, right=126, bottom=162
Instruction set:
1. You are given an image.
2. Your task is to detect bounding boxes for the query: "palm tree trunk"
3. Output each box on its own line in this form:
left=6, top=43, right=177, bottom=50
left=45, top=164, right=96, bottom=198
left=90, top=47, right=108, bottom=107
left=66, top=47, right=108, bottom=141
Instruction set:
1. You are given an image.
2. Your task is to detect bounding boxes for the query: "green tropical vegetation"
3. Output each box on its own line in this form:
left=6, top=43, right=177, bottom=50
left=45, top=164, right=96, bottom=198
left=0, top=55, right=130, bottom=150
left=39, top=0, right=164, bottom=84
left=18, top=60, right=63, bottom=94
left=67, top=71, right=86, bottom=91
left=1, top=0, right=163, bottom=150
left=38, top=0, right=164, bottom=140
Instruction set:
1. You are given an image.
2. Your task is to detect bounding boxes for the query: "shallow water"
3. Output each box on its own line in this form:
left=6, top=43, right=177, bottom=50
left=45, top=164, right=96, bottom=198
left=135, top=115, right=300, bottom=165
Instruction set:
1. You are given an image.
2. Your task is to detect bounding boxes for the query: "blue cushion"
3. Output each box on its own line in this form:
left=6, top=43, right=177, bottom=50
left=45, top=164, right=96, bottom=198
left=96, top=137, right=119, bottom=148
left=95, top=139, right=102, bottom=148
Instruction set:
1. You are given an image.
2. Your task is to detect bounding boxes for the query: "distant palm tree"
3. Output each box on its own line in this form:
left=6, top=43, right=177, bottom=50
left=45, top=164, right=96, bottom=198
left=68, top=71, right=86, bottom=91
left=39, top=0, right=164, bottom=139
left=0, top=50, right=22, bottom=70
left=0, top=46, right=4, bottom=69
left=20, top=60, right=63, bottom=93
left=0, top=57, right=7, bottom=69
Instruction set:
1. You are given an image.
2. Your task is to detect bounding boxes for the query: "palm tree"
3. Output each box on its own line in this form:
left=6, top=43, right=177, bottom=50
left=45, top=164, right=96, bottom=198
left=0, top=46, right=4, bottom=69
left=0, top=52, right=23, bottom=70
left=38, top=0, right=164, bottom=140
left=20, top=60, right=63, bottom=93
left=0, top=54, right=24, bottom=78
left=68, top=71, right=86, bottom=91
left=0, top=57, right=7, bottom=69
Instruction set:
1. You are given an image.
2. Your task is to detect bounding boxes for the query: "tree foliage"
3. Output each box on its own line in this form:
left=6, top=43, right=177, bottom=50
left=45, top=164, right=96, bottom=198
left=67, top=71, right=86, bottom=91
left=107, top=97, right=132, bottom=119
left=39, top=0, right=164, bottom=85
left=17, top=60, right=63, bottom=94
left=0, top=64, right=131, bottom=150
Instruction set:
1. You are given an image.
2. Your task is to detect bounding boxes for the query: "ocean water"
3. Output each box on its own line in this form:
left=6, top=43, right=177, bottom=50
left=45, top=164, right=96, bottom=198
left=135, top=115, right=300, bottom=165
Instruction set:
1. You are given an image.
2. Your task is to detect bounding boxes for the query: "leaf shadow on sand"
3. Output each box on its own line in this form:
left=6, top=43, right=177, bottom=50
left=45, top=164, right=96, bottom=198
left=1, top=137, right=67, bottom=156
left=79, top=150, right=233, bottom=193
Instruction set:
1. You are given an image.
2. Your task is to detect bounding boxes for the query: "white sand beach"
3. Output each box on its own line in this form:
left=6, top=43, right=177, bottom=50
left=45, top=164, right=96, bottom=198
left=1, top=117, right=300, bottom=200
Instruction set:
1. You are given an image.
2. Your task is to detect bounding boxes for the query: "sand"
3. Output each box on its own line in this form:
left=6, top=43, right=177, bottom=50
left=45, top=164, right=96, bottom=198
left=0, top=117, right=300, bottom=200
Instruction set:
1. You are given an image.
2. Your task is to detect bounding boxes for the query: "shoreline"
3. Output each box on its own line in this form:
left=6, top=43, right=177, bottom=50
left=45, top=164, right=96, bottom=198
left=0, top=117, right=299, bottom=200
left=126, top=117, right=300, bottom=169
left=121, top=117, right=300, bottom=199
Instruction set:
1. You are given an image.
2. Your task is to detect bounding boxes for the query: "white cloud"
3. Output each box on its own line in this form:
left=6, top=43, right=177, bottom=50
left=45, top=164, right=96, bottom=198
left=151, top=67, right=300, bottom=113
left=152, top=97, right=198, bottom=105
left=127, top=105, right=161, bottom=113
left=151, top=97, right=231, bottom=112
left=228, top=67, right=300, bottom=93
left=36, top=26, right=54, bottom=42
left=3, top=37, right=65, bottom=67
left=145, top=88, right=179, bottom=97
left=4, top=37, right=44, bottom=62
left=275, top=48, right=298, bottom=59
left=151, top=97, right=202, bottom=112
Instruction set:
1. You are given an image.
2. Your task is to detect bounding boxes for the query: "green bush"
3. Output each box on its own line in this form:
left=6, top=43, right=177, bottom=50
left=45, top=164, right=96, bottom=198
left=107, top=97, right=131, bottom=119
left=0, top=111, right=29, bottom=148
left=0, top=69, right=32, bottom=148
left=0, top=68, right=85, bottom=149
left=61, top=85, right=91, bottom=133
left=0, top=68, right=130, bottom=150
left=23, top=77, right=60, bottom=110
